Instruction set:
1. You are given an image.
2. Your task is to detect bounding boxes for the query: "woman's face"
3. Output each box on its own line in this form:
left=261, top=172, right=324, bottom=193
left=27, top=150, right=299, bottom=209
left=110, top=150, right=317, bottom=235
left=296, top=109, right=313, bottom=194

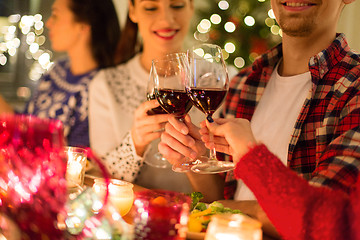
left=45, top=0, right=87, bottom=52
left=129, top=0, right=194, bottom=55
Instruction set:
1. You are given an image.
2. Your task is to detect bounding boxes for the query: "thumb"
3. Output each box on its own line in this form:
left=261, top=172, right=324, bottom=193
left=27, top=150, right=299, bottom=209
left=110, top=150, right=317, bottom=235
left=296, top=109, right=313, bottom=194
left=205, top=118, right=220, bottom=133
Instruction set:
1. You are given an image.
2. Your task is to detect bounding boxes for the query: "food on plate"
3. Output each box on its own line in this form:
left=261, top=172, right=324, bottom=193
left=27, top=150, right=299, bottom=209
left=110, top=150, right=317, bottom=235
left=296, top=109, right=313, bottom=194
left=187, top=192, right=242, bottom=233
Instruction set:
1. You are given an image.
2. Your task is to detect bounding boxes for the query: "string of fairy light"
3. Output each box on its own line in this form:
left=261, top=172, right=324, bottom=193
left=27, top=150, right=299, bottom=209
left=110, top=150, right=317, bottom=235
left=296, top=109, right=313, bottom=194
left=192, top=0, right=282, bottom=69
left=0, top=13, right=53, bottom=99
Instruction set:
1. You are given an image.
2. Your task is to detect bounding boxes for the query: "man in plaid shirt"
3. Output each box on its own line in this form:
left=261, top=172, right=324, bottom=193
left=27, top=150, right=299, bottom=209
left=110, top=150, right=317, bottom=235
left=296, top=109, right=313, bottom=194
left=221, top=32, right=360, bottom=200
left=159, top=0, right=359, bottom=235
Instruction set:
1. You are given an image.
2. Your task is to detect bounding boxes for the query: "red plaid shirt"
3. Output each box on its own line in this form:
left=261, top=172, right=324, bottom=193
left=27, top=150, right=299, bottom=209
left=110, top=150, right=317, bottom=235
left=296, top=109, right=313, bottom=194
left=222, top=33, right=360, bottom=199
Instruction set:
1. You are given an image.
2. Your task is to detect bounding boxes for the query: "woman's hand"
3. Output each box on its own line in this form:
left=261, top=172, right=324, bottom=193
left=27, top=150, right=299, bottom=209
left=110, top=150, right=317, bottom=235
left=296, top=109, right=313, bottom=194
left=158, top=115, right=207, bottom=166
left=131, top=99, right=168, bottom=156
left=199, top=118, right=257, bottom=164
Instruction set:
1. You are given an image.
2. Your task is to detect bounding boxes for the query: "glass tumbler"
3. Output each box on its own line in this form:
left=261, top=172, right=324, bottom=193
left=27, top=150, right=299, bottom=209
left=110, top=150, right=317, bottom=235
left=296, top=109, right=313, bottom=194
left=132, top=189, right=191, bottom=240
left=92, top=178, right=134, bottom=217
left=65, top=146, right=87, bottom=189
left=205, top=213, right=262, bottom=240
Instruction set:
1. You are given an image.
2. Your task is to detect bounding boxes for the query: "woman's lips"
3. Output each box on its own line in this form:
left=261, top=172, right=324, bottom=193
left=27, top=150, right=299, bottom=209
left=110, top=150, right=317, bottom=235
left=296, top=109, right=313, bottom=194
left=154, top=29, right=179, bottom=40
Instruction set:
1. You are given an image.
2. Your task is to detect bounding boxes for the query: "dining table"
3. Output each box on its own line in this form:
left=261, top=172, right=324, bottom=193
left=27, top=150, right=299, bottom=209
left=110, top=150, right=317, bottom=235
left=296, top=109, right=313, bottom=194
left=84, top=168, right=280, bottom=240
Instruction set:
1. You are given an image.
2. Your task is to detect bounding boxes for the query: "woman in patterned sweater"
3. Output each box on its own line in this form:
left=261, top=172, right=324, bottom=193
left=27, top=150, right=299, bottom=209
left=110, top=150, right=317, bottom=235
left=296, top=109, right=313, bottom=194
left=0, top=0, right=121, bottom=147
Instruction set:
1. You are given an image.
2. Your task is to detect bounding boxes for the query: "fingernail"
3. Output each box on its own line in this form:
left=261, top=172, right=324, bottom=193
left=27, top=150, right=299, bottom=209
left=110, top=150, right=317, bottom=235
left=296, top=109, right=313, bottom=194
left=206, top=115, right=214, bottom=123
left=181, top=128, right=188, bottom=134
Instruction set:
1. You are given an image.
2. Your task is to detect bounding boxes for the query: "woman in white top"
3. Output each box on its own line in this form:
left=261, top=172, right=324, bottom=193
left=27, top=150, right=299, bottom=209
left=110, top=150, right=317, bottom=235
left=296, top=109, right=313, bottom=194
left=89, top=0, right=196, bottom=192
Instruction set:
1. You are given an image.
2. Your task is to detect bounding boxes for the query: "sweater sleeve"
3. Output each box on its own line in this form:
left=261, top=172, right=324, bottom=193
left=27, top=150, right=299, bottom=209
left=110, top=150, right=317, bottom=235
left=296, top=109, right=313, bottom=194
left=235, top=144, right=351, bottom=240
left=100, top=131, right=144, bottom=182
left=89, top=71, right=145, bottom=182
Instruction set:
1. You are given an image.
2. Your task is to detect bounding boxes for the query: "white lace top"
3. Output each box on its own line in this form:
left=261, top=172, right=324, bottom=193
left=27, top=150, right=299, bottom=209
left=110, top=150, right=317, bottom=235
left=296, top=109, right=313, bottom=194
left=89, top=54, right=194, bottom=192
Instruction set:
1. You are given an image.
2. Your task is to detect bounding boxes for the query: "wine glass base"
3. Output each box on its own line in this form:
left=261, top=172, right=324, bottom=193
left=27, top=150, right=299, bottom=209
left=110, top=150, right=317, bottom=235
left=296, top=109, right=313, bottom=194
left=171, top=158, right=203, bottom=173
left=191, top=157, right=235, bottom=174
left=172, top=163, right=192, bottom=173
left=145, top=153, right=172, bottom=169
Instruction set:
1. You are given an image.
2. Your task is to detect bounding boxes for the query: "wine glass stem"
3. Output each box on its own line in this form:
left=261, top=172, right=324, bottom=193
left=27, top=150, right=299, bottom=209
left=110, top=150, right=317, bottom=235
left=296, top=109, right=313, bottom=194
left=208, top=117, right=217, bottom=162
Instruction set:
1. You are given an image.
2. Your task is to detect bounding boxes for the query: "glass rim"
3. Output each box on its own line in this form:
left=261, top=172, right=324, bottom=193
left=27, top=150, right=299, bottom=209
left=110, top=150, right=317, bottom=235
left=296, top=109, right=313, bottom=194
left=152, top=52, right=187, bottom=64
left=135, top=189, right=191, bottom=203
left=0, top=113, right=63, bottom=128
left=211, top=213, right=262, bottom=228
left=94, top=178, right=134, bottom=188
left=64, top=146, right=87, bottom=154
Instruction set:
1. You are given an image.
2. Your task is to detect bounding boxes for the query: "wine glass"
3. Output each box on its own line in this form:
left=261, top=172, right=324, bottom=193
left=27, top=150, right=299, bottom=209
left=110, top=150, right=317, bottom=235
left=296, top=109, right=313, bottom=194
left=152, top=52, right=196, bottom=172
left=186, top=43, right=235, bottom=174
left=0, top=114, right=67, bottom=239
left=145, top=68, right=172, bottom=168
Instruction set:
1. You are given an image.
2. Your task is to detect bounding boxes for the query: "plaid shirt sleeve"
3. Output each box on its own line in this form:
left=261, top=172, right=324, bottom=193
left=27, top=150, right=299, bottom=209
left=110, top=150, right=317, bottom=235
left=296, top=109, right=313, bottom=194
left=308, top=65, right=360, bottom=191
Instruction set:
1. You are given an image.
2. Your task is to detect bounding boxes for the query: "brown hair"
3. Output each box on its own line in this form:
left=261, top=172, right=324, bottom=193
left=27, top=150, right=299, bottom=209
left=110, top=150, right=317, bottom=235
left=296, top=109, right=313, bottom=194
left=114, top=14, right=139, bottom=64
left=114, top=0, right=141, bottom=64
left=69, top=0, right=121, bottom=68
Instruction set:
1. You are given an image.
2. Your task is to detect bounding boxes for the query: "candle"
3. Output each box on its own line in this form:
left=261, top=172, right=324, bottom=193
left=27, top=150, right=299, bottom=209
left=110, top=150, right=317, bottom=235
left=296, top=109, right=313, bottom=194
left=92, top=178, right=134, bottom=217
left=205, top=213, right=262, bottom=240
left=65, top=147, right=87, bottom=189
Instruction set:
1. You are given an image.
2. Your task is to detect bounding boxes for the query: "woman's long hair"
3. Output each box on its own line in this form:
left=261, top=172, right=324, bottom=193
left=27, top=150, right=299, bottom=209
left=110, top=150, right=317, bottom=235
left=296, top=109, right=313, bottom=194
left=69, top=0, right=121, bottom=68
left=114, top=14, right=139, bottom=64
left=114, top=0, right=140, bottom=65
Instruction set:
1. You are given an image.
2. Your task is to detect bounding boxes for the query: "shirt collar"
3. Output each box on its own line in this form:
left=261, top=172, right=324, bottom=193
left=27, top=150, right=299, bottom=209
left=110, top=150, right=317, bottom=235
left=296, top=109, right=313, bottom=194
left=252, top=33, right=350, bottom=82
left=309, top=33, right=349, bottom=81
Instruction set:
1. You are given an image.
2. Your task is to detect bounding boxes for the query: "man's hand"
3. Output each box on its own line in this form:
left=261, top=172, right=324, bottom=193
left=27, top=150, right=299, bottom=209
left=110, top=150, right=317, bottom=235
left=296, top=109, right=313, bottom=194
left=199, top=118, right=257, bottom=164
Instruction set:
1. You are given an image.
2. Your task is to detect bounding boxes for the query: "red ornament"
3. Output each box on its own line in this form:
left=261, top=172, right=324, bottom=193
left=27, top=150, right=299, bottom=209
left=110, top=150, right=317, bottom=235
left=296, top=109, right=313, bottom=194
left=250, top=37, right=269, bottom=55
left=228, top=16, right=240, bottom=26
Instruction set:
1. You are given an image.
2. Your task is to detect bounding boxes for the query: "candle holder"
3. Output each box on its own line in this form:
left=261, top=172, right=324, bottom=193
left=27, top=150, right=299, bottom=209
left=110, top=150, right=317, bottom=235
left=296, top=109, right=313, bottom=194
left=92, top=178, right=134, bottom=217
left=205, top=213, right=262, bottom=240
left=132, top=189, right=191, bottom=240
left=65, top=146, right=87, bottom=189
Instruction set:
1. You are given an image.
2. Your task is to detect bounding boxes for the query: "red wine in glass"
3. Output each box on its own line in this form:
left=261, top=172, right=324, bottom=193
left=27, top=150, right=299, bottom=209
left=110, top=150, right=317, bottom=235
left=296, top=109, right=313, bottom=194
left=146, top=93, right=168, bottom=115
left=187, top=88, right=227, bottom=117
left=155, top=89, right=192, bottom=120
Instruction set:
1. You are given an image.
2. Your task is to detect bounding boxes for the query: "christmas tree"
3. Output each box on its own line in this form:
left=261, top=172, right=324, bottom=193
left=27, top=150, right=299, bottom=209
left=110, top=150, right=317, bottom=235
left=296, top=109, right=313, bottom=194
left=191, top=0, right=282, bottom=69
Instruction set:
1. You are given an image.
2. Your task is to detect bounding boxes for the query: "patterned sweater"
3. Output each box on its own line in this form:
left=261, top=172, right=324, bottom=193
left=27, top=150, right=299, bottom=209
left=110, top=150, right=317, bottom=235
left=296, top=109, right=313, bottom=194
left=25, top=58, right=98, bottom=147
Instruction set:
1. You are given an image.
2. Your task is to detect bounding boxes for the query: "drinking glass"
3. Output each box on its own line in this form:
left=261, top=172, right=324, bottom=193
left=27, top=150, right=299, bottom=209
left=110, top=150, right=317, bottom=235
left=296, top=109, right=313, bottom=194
left=186, top=44, right=235, bottom=173
left=145, top=68, right=172, bottom=169
left=205, top=213, right=262, bottom=240
left=132, top=189, right=191, bottom=240
left=92, top=178, right=134, bottom=217
left=153, top=53, right=192, bottom=120
left=65, top=146, right=87, bottom=189
left=0, top=114, right=67, bottom=239
left=152, top=53, right=197, bottom=172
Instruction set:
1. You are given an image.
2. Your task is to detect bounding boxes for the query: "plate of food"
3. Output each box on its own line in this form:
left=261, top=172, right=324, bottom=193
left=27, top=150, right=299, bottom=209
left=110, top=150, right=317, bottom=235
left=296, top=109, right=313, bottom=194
left=186, top=192, right=242, bottom=239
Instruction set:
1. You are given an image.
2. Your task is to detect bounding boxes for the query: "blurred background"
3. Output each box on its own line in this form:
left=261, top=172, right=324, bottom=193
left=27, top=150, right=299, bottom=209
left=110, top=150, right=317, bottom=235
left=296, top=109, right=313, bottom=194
left=1, top=0, right=359, bottom=112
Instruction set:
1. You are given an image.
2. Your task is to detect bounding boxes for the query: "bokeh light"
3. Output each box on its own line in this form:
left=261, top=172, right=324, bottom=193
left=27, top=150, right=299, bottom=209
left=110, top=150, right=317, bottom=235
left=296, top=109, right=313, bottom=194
left=218, top=0, right=229, bottom=10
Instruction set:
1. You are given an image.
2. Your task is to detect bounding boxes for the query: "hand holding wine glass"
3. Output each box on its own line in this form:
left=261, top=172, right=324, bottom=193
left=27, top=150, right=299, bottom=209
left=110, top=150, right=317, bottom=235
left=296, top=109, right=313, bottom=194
left=143, top=64, right=173, bottom=168
left=186, top=43, right=235, bottom=173
left=152, top=52, right=197, bottom=172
